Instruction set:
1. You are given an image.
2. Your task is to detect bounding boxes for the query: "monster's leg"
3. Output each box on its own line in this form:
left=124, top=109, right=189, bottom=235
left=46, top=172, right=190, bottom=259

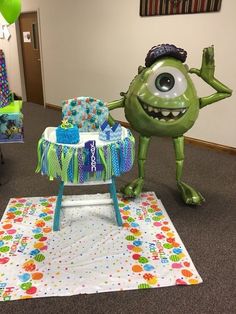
left=122, top=135, right=150, bottom=197
left=173, top=136, right=205, bottom=205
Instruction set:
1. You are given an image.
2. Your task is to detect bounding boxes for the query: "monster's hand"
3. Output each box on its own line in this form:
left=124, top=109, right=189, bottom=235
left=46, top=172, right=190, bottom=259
left=189, top=46, right=232, bottom=108
left=107, top=113, right=116, bottom=126
left=189, top=46, right=215, bottom=83
left=106, top=98, right=125, bottom=126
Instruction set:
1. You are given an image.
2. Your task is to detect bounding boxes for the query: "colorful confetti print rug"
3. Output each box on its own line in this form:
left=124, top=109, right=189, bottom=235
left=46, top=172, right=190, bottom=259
left=0, top=192, right=202, bottom=301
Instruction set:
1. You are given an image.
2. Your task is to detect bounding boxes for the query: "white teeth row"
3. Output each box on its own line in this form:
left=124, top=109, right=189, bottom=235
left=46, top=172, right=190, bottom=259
left=157, top=118, right=175, bottom=122
left=147, top=106, right=159, bottom=113
left=143, top=105, right=186, bottom=117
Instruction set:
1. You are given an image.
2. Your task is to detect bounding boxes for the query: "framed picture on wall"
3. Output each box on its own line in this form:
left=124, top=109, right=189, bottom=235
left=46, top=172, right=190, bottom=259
left=140, top=0, right=222, bottom=16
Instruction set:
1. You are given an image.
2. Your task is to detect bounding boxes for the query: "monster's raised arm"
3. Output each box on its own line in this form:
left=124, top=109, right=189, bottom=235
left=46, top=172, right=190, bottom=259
left=189, top=46, right=232, bottom=108
left=107, top=97, right=125, bottom=125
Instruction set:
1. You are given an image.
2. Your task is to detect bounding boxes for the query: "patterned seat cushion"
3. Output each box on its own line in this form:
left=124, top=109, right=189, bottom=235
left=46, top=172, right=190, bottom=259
left=62, top=96, right=108, bottom=132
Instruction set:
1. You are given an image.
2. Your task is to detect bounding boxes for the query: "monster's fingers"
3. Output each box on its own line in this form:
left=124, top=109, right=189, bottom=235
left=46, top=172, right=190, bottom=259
left=107, top=113, right=116, bottom=126
left=203, top=46, right=215, bottom=66
left=201, top=46, right=215, bottom=76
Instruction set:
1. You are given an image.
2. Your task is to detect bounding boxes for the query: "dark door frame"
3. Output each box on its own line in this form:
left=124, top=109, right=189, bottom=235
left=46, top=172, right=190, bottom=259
left=16, top=9, right=45, bottom=107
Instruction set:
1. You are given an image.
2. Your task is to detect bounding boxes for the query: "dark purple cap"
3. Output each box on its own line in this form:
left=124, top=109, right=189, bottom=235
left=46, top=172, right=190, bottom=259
left=145, top=44, right=187, bottom=67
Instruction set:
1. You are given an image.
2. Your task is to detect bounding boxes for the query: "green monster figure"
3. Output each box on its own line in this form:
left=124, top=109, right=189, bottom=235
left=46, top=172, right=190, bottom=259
left=108, top=44, right=232, bottom=205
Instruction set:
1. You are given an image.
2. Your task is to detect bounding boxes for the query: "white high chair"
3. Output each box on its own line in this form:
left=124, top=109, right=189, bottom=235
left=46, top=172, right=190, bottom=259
left=53, top=96, right=123, bottom=231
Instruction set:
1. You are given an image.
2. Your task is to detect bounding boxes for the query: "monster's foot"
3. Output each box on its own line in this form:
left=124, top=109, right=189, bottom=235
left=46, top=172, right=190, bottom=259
left=177, top=181, right=205, bottom=205
left=121, top=178, right=144, bottom=198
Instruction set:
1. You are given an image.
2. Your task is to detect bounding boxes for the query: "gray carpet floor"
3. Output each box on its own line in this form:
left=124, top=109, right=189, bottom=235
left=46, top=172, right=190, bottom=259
left=0, top=102, right=235, bottom=314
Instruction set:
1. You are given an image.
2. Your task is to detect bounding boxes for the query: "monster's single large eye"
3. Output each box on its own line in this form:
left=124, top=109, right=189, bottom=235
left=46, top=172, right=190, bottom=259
left=155, top=73, right=175, bottom=92
left=147, top=66, right=187, bottom=98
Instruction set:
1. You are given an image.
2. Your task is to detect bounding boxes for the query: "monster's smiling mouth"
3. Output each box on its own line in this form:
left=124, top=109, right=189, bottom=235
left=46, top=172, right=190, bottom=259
left=138, top=97, right=187, bottom=122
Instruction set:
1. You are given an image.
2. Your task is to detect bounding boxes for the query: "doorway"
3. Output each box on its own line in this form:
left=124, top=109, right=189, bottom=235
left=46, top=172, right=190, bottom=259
left=19, top=12, right=44, bottom=105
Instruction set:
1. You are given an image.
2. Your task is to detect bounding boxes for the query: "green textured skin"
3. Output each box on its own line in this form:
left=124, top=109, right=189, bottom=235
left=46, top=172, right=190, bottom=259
left=108, top=46, right=232, bottom=205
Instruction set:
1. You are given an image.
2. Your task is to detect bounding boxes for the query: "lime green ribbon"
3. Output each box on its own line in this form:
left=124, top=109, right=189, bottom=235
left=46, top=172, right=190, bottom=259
left=0, top=100, right=22, bottom=114
left=73, top=150, right=78, bottom=183
left=98, top=148, right=107, bottom=181
left=47, top=143, right=61, bottom=180
left=61, top=147, right=74, bottom=182
left=35, top=139, right=43, bottom=173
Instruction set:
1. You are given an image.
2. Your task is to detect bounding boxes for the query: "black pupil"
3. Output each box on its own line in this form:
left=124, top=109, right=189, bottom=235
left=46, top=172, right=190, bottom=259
left=155, top=73, right=175, bottom=92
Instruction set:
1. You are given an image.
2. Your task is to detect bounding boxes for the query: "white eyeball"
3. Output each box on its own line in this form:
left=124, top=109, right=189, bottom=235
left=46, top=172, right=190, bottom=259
left=147, top=66, right=187, bottom=99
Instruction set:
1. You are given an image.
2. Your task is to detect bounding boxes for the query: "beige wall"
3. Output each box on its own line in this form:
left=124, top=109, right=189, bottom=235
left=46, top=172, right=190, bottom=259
left=0, top=0, right=235, bottom=147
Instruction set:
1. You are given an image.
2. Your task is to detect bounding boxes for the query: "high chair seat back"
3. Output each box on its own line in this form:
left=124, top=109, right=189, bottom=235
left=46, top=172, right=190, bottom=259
left=62, top=96, right=109, bottom=132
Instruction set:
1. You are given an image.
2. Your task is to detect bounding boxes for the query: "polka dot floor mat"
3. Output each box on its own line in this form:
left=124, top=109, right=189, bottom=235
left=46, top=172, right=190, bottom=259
left=0, top=192, right=202, bottom=301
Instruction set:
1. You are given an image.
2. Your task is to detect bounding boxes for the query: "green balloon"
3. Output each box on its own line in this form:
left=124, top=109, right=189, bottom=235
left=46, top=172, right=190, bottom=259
left=0, top=0, right=21, bottom=24
left=108, top=44, right=232, bottom=205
